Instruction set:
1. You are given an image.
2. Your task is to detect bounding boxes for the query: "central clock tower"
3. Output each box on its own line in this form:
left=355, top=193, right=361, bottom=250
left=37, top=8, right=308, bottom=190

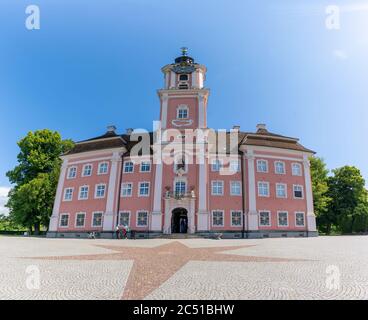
left=158, top=48, right=210, bottom=130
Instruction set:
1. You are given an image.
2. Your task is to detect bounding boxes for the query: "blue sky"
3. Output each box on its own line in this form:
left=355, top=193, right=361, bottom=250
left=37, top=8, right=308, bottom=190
left=1, top=0, right=368, bottom=213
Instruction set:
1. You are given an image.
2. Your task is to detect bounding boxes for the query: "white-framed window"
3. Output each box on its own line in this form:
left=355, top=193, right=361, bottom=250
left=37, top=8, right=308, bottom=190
left=230, top=181, right=241, bottom=196
left=293, top=185, right=304, bottom=199
left=211, top=159, right=222, bottom=172
left=140, top=161, right=151, bottom=172
left=136, top=211, right=148, bottom=227
left=78, top=185, right=89, bottom=200
left=63, top=188, right=73, bottom=201
left=121, top=183, right=133, bottom=197
left=59, top=213, right=69, bottom=228
left=257, top=160, right=268, bottom=173
left=230, top=160, right=240, bottom=173
left=177, top=105, right=188, bottom=119
left=259, top=211, right=271, bottom=226
left=175, top=180, right=186, bottom=196
left=231, top=211, right=242, bottom=227
left=98, top=162, right=109, bottom=175
left=277, top=211, right=288, bottom=227
left=274, top=161, right=286, bottom=174
left=67, top=166, right=77, bottom=179
left=212, top=210, right=224, bottom=227
left=75, top=212, right=86, bottom=228
left=119, top=211, right=130, bottom=226
left=138, top=182, right=150, bottom=197
left=211, top=180, right=224, bottom=196
left=82, top=164, right=92, bottom=177
left=95, top=184, right=106, bottom=199
left=258, top=181, right=270, bottom=197
left=295, top=212, right=305, bottom=227
left=292, top=163, right=302, bottom=176
left=92, top=212, right=103, bottom=227
left=276, top=183, right=287, bottom=198
left=124, top=161, right=134, bottom=173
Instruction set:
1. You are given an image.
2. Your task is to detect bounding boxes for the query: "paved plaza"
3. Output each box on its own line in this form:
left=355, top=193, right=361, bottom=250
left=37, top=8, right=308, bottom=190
left=0, top=235, right=367, bottom=300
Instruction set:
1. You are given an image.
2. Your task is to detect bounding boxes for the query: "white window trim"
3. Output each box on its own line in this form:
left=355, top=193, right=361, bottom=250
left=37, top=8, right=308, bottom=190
left=230, top=181, right=242, bottom=196
left=97, top=162, right=109, bottom=175
left=293, top=184, right=304, bottom=199
left=75, top=212, right=86, bottom=228
left=91, top=211, right=104, bottom=228
left=277, top=211, right=289, bottom=227
left=229, top=159, right=240, bottom=173
left=94, top=183, right=107, bottom=199
left=177, top=104, right=189, bottom=119
left=67, top=166, right=77, bottom=179
left=291, top=162, right=302, bottom=176
left=258, top=210, right=271, bottom=227
left=275, top=183, right=288, bottom=199
left=174, top=177, right=187, bottom=195
left=295, top=211, right=305, bottom=227
left=123, top=161, right=134, bottom=173
left=121, top=182, right=133, bottom=197
left=59, top=213, right=70, bottom=228
left=211, top=159, right=222, bottom=172
left=256, top=159, right=268, bottom=173
left=138, top=181, right=150, bottom=197
left=78, top=185, right=89, bottom=200
left=230, top=210, right=243, bottom=227
left=211, top=180, right=224, bottom=196
left=257, top=181, right=270, bottom=197
left=119, top=211, right=131, bottom=227
left=139, top=161, right=151, bottom=173
left=63, top=187, right=74, bottom=202
left=211, top=210, right=225, bottom=227
left=82, top=163, right=93, bottom=177
left=136, top=210, right=149, bottom=227
left=274, top=161, right=286, bottom=175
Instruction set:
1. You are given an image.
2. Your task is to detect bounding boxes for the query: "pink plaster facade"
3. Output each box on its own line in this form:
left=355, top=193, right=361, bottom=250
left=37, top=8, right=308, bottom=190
left=48, top=51, right=317, bottom=239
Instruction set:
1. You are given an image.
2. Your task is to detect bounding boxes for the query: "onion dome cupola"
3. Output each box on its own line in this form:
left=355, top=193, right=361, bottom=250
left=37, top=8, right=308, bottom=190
left=161, top=47, right=207, bottom=90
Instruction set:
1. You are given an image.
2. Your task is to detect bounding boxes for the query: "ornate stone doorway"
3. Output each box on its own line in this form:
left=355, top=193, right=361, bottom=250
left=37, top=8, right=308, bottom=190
left=171, top=208, right=188, bottom=234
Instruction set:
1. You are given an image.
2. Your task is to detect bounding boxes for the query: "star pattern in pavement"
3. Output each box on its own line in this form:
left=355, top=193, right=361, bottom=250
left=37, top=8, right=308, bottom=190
left=30, top=241, right=304, bottom=300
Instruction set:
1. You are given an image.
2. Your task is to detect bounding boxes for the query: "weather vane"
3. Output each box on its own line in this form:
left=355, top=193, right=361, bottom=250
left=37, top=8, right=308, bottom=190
left=181, top=47, right=188, bottom=56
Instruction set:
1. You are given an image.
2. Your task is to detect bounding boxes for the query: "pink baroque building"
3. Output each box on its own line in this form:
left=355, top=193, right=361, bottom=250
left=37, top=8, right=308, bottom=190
left=47, top=49, right=318, bottom=239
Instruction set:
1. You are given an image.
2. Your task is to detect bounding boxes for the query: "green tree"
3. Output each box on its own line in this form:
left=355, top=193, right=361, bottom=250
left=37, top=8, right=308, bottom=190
left=309, top=156, right=332, bottom=234
left=327, top=166, right=366, bottom=234
left=6, top=130, right=73, bottom=234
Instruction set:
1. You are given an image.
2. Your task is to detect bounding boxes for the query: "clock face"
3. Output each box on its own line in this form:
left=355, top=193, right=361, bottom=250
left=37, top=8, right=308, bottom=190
left=173, top=65, right=195, bottom=74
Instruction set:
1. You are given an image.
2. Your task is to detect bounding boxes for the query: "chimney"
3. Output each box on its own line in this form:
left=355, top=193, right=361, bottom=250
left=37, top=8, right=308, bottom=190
left=232, top=125, right=240, bottom=132
left=256, top=123, right=266, bottom=130
left=107, top=125, right=117, bottom=133
left=126, top=128, right=133, bottom=135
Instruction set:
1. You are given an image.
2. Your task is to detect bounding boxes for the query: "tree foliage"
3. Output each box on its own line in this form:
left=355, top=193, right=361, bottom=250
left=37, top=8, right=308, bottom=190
left=6, top=130, right=73, bottom=234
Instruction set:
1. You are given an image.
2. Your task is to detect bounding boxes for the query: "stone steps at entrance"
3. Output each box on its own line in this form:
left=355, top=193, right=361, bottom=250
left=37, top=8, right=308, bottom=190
left=160, top=233, right=202, bottom=239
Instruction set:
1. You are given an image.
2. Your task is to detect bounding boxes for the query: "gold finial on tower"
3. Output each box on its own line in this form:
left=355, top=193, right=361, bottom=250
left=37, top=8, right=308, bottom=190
left=180, top=47, right=188, bottom=56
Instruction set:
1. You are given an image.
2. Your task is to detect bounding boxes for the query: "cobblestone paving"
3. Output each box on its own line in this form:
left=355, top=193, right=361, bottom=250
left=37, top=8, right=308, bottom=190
left=0, top=236, right=367, bottom=300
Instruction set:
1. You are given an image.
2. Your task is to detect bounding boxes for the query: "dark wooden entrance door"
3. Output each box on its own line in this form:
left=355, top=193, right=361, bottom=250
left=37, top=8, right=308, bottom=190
left=171, top=208, right=188, bottom=233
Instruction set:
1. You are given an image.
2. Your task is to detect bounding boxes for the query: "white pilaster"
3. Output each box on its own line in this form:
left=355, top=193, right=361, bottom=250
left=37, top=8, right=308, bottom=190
left=48, top=158, right=68, bottom=232
left=161, top=94, right=168, bottom=129
left=192, top=70, right=199, bottom=88
left=151, top=162, right=163, bottom=231
left=198, top=94, right=205, bottom=128
left=170, top=71, right=176, bottom=89
left=103, top=152, right=121, bottom=232
left=303, top=154, right=317, bottom=232
left=197, top=139, right=209, bottom=231
left=246, top=151, right=258, bottom=231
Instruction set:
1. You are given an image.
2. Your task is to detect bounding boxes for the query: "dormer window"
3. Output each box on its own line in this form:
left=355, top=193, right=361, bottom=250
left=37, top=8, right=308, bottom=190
left=178, top=74, right=189, bottom=89
left=179, top=74, right=189, bottom=81
left=177, top=105, right=188, bottom=119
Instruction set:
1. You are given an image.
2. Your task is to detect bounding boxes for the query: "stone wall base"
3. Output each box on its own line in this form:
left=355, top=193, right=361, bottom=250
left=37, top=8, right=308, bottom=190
left=47, top=230, right=318, bottom=239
